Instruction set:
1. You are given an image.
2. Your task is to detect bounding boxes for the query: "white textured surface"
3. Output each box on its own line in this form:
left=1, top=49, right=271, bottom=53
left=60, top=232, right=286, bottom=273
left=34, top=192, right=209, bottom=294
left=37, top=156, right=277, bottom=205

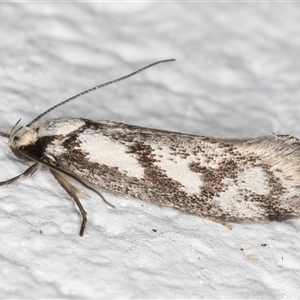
left=1, top=3, right=300, bottom=299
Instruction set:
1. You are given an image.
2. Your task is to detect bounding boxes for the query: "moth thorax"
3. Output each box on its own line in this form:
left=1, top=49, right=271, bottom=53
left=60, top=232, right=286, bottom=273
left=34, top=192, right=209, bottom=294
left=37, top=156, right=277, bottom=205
left=9, top=126, right=39, bottom=159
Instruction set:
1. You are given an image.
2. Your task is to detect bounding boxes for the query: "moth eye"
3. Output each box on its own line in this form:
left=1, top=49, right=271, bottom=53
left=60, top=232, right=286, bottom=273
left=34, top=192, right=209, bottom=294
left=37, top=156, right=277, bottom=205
left=13, top=136, right=20, bottom=142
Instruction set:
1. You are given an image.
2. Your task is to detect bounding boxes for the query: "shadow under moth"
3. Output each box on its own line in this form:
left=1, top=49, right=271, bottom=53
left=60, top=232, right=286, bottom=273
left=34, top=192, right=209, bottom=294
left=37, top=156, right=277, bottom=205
left=1, top=59, right=300, bottom=236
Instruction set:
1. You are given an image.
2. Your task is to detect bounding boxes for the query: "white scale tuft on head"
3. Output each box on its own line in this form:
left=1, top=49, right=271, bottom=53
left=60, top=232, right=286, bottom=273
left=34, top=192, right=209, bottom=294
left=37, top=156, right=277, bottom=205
left=9, top=126, right=38, bottom=148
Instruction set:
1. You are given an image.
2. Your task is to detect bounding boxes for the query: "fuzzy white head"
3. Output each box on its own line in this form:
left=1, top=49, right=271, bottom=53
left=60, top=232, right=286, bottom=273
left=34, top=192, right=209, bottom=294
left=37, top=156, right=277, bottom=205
left=8, top=126, right=38, bottom=160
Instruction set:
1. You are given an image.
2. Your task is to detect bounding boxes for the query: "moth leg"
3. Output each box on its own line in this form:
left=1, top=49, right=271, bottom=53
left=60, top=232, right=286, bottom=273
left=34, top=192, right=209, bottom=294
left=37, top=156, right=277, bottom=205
left=32, top=153, right=115, bottom=209
left=50, top=169, right=87, bottom=236
left=72, top=179, right=115, bottom=209
left=208, top=217, right=233, bottom=230
left=0, top=163, right=40, bottom=186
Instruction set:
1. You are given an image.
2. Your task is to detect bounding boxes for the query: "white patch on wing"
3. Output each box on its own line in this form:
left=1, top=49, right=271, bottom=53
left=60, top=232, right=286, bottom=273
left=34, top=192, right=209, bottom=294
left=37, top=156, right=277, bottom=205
left=79, top=132, right=144, bottom=178
left=214, top=166, right=270, bottom=219
left=38, top=118, right=86, bottom=137
left=152, top=145, right=202, bottom=195
left=222, top=166, right=271, bottom=195
left=45, top=139, right=66, bottom=158
left=213, top=184, right=266, bottom=220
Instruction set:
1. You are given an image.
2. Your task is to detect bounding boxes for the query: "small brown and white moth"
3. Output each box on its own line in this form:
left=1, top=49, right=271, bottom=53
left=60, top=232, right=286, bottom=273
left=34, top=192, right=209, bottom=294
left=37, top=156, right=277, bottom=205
left=1, top=59, right=300, bottom=236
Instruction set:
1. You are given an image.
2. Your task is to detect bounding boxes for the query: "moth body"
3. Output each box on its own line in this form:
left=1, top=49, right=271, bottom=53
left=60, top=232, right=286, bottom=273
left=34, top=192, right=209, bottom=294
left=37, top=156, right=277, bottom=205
left=1, top=59, right=299, bottom=236
left=10, top=117, right=300, bottom=227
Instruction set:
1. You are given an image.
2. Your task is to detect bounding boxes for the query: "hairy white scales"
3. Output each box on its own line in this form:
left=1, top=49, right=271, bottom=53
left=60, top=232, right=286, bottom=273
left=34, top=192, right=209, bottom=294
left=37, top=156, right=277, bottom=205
left=78, top=132, right=145, bottom=179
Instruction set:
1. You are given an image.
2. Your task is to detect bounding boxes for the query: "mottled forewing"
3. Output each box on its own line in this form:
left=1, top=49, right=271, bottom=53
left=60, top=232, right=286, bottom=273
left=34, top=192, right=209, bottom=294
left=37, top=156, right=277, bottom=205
left=42, top=118, right=300, bottom=222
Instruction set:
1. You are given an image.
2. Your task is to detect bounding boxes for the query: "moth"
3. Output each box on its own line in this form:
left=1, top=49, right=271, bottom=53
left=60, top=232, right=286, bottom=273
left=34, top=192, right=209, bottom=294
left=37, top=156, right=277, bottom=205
left=1, top=59, right=300, bottom=236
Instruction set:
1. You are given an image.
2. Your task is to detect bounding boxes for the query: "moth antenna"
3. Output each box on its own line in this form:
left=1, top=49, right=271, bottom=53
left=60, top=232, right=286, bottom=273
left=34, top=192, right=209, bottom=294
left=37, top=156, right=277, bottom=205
left=0, top=118, right=22, bottom=139
left=11, top=119, right=22, bottom=134
left=27, top=59, right=175, bottom=127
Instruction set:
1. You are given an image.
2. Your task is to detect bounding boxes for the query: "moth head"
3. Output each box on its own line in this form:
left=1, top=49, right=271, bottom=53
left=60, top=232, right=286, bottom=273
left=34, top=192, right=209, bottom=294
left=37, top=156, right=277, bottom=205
left=9, top=125, right=39, bottom=160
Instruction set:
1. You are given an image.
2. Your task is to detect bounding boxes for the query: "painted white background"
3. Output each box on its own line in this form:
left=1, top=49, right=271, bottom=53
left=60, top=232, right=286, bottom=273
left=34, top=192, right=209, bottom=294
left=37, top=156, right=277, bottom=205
left=0, top=3, right=300, bottom=299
